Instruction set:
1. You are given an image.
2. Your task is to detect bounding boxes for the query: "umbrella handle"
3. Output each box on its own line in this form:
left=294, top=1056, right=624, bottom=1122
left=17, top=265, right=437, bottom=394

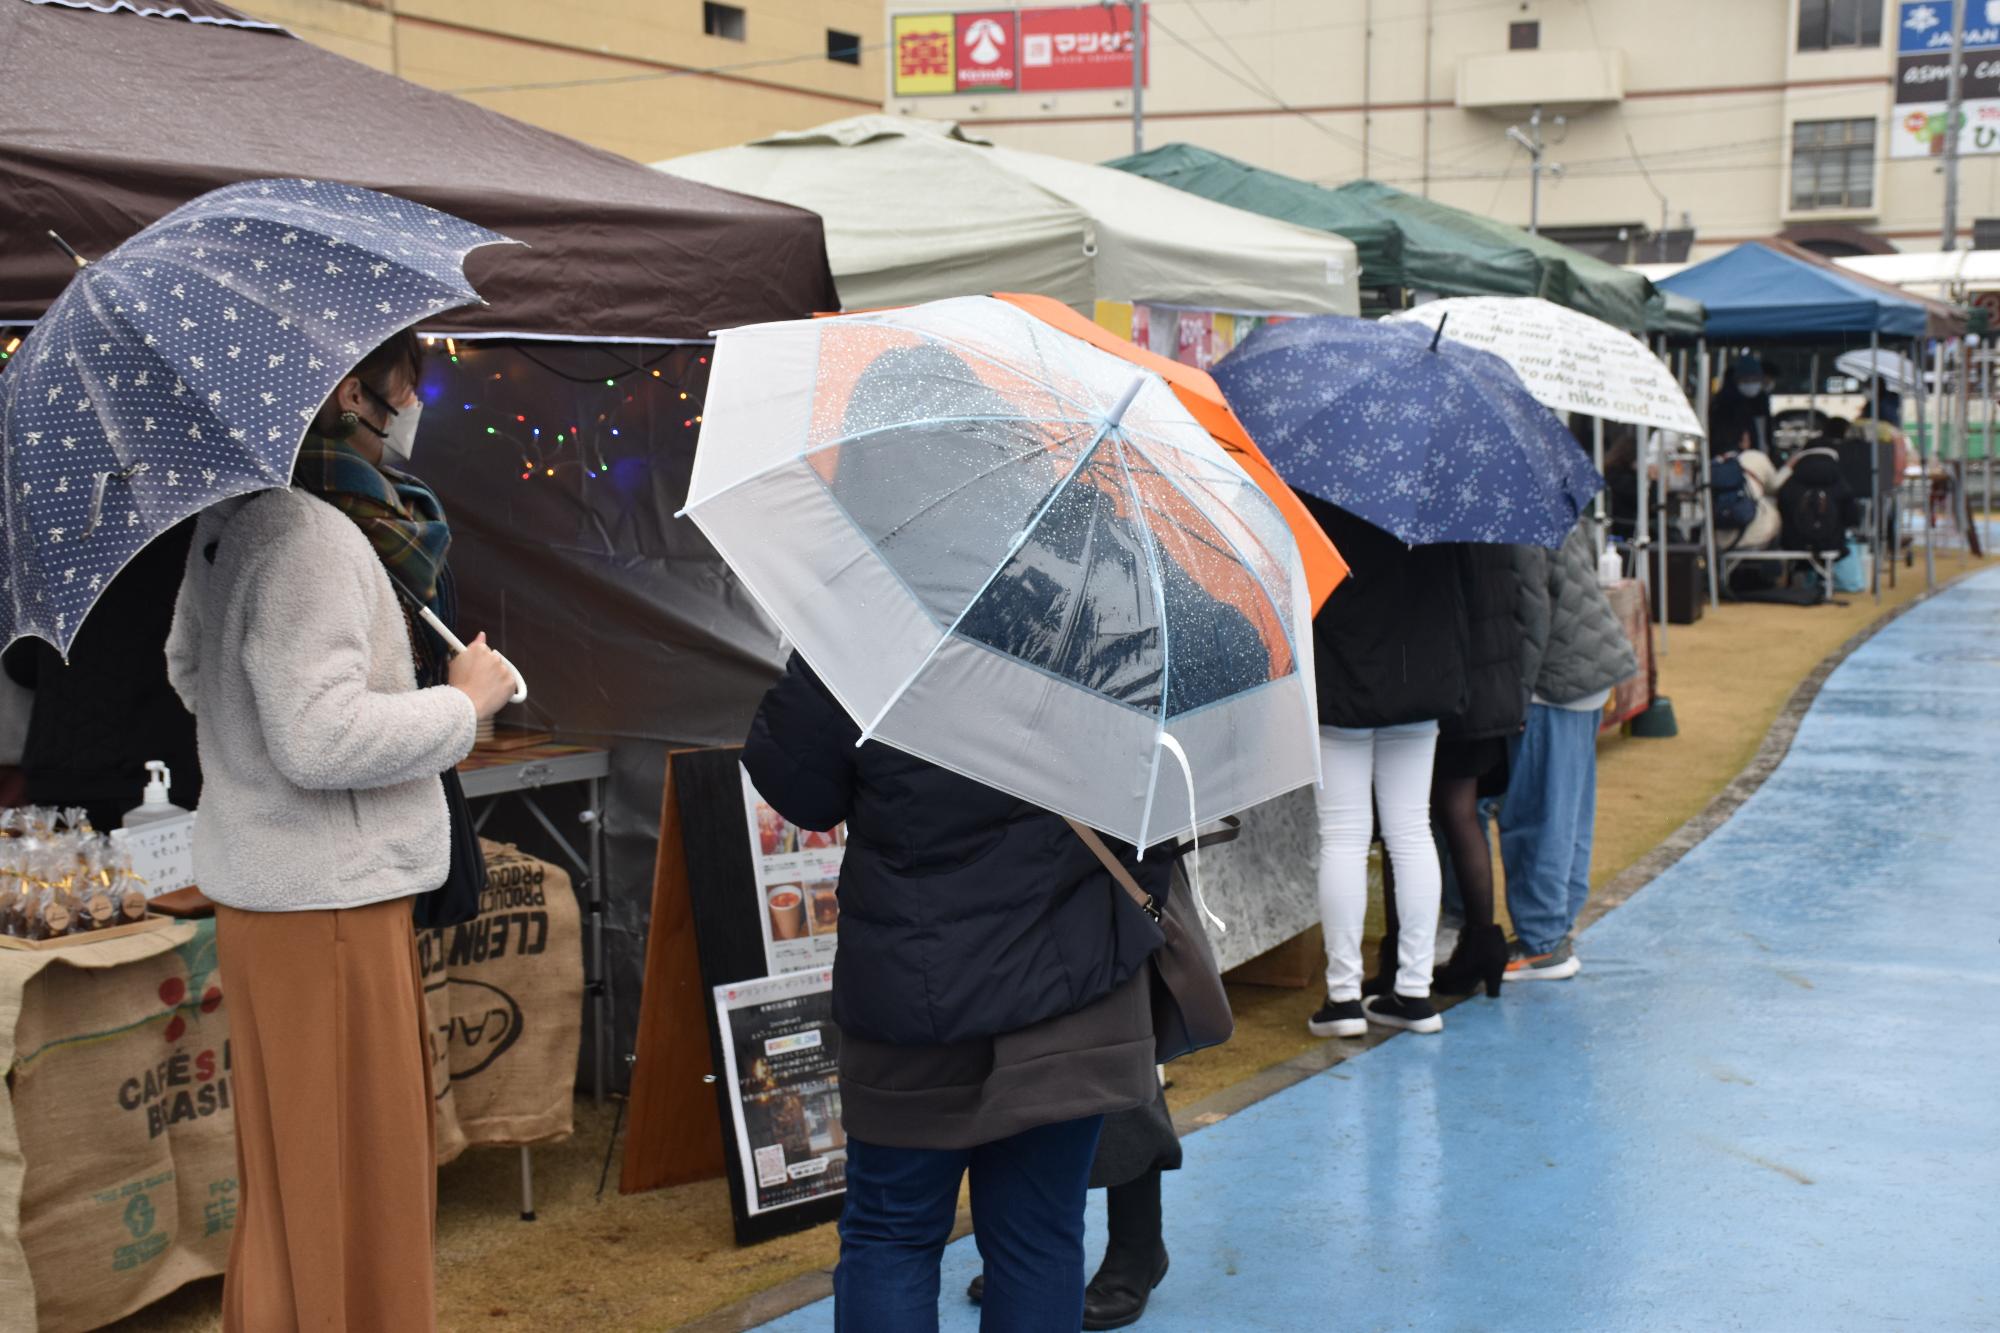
left=416, top=604, right=529, bottom=705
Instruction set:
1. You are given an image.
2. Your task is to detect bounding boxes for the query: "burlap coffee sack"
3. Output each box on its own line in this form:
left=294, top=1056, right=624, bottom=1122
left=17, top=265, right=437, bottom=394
left=0, top=920, right=236, bottom=1333
left=420, top=842, right=582, bottom=1164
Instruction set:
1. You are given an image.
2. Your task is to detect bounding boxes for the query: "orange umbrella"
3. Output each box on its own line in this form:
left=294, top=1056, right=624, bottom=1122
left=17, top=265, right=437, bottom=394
left=992, top=292, right=1347, bottom=612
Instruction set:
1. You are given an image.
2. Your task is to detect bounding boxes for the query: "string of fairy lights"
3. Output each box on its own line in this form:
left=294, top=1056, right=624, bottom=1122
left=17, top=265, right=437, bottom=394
left=418, top=335, right=708, bottom=483
left=0, top=331, right=714, bottom=486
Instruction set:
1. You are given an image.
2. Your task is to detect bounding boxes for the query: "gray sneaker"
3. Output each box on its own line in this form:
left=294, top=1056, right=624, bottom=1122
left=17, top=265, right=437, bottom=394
left=1502, top=935, right=1581, bottom=982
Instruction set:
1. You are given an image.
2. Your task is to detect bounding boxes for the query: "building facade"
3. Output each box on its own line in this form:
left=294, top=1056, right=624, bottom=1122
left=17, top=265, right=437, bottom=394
left=232, top=0, right=882, bottom=163
left=882, top=0, right=2000, bottom=261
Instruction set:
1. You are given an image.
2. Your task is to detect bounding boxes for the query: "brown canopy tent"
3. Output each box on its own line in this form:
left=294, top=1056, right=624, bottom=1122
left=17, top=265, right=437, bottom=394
left=0, top=0, right=837, bottom=337
left=0, top=0, right=842, bottom=1098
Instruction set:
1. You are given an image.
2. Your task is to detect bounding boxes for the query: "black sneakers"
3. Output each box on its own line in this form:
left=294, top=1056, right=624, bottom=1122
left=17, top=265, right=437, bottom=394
left=1362, top=991, right=1444, bottom=1034
left=1306, top=997, right=1366, bottom=1038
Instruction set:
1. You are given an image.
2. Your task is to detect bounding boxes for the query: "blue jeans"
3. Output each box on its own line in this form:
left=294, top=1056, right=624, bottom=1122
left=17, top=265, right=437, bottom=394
left=834, top=1114, right=1105, bottom=1333
left=1499, top=703, right=1601, bottom=954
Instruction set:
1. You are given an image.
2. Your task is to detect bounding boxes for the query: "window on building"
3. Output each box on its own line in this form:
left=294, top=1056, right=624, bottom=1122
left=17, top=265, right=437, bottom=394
left=1791, top=119, right=1876, bottom=210
left=703, top=2, right=745, bottom=41
left=1798, top=0, right=1884, bottom=51
left=1508, top=20, right=1539, bottom=50
left=827, top=28, right=861, bottom=64
left=1974, top=218, right=2000, bottom=250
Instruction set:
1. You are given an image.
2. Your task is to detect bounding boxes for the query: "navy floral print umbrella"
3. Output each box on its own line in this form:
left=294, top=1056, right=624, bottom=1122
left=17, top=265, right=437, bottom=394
left=1211, top=315, right=1603, bottom=548
left=0, top=177, right=514, bottom=654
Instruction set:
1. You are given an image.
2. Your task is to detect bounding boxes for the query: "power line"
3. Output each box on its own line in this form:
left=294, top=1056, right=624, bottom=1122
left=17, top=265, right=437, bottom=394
left=1149, top=11, right=1427, bottom=168
left=446, top=40, right=889, bottom=95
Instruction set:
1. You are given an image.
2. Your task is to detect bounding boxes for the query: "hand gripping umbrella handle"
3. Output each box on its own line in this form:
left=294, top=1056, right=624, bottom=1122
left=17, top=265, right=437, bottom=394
left=416, top=605, right=529, bottom=705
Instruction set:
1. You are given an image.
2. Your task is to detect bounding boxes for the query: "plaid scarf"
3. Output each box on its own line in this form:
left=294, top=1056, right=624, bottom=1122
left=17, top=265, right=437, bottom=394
left=292, top=434, right=451, bottom=614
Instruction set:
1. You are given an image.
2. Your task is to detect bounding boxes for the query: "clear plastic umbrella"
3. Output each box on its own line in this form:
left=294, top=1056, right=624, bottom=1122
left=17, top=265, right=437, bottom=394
left=684, top=296, right=1319, bottom=851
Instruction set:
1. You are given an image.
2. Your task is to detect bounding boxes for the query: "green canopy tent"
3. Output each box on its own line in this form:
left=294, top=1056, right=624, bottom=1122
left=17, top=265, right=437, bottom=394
left=1107, top=143, right=1666, bottom=335
left=1647, top=289, right=1708, bottom=339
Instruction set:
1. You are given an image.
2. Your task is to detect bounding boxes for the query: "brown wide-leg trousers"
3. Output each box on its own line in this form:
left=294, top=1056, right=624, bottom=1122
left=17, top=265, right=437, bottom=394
left=215, top=895, right=437, bottom=1332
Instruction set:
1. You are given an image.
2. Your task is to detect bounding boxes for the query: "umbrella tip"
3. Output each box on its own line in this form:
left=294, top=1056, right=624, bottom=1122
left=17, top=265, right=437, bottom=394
left=45, top=231, right=87, bottom=269
left=1428, top=312, right=1448, bottom=353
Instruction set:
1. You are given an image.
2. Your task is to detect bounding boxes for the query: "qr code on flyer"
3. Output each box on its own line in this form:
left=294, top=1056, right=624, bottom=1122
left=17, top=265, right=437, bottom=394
left=754, top=1143, right=788, bottom=1188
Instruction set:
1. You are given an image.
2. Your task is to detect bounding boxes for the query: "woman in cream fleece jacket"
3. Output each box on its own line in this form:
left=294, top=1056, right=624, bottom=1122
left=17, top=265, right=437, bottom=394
left=165, top=330, right=513, bottom=1333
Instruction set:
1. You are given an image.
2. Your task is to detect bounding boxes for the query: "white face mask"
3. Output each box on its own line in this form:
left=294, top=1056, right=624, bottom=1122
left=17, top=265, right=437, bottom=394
left=1737, top=379, right=1765, bottom=398
left=380, top=398, right=422, bottom=468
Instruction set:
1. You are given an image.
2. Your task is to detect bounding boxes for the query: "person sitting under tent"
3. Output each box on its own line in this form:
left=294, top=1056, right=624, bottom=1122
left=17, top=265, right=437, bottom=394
left=1773, top=427, right=1861, bottom=557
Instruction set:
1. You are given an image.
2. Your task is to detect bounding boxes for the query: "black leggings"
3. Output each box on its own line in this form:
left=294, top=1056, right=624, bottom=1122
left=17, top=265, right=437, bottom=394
left=1380, top=770, right=1496, bottom=940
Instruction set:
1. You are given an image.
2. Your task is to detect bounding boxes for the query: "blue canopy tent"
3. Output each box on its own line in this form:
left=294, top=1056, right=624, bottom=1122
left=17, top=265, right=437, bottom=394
left=1662, top=241, right=1943, bottom=602
left=1660, top=241, right=1929, bottom=342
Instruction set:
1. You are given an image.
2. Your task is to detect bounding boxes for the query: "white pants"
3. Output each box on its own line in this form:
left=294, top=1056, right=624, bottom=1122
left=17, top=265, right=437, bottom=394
left=1314, top=721, right=1442, bottom=1000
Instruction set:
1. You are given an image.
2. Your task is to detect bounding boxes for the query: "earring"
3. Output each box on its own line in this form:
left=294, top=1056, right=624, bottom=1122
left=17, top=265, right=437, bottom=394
left=335, top=410, right=361, bottom=438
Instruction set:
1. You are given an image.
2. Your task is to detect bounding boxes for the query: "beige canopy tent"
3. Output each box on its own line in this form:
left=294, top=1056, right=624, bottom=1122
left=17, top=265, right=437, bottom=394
left=659, top=116, right=1360, bottom=319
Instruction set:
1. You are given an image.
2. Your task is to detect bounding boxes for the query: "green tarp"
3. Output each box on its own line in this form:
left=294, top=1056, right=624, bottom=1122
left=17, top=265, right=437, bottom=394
left=1107, top=144, right=1681, bottom=336
left=1647, top=290, right=1708, bottom=339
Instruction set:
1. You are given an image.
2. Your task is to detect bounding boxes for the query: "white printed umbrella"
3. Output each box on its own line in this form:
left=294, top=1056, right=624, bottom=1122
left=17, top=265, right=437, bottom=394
left=1386, top=295, right=1704, bottom=437
left=684, top=296, right=1319, bottom=850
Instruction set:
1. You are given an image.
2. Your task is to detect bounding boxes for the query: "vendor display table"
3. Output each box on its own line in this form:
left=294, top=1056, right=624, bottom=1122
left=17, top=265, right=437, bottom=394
left=0, top=844, right=581, bottom=1333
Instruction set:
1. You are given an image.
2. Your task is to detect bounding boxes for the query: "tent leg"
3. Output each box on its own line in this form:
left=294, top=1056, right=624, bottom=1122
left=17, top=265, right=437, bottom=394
left=1926, top=340, right=1939, bottom=589
left=1869, top=331, right=1883, bottom=603
left=1592, top=415, right=1607, bottom=558
left=1955, top=336, right=1975, bottom=559
left=1698, top=342, right=1720, bottom=608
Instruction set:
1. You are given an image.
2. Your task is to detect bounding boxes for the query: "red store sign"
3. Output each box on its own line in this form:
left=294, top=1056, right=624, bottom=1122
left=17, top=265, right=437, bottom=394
left=955, top=11, right=1019, bottom=90
left=1020, top=4, right=1148, bottom=92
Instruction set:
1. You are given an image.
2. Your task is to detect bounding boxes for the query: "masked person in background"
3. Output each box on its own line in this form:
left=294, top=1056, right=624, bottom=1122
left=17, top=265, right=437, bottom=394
left=1708, top=354, right=1773, bottom=456
left=167, top=330, right=515, bottom=1332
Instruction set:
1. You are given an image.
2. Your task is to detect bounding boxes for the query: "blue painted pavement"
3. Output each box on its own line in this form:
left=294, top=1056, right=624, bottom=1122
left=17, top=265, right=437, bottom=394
left=763, top=568, right=2000, bottom=1332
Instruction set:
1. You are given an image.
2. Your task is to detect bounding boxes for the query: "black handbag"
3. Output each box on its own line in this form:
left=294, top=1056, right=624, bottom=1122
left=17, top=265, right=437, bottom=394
left=1067, top=818, right=1236, bottom=1064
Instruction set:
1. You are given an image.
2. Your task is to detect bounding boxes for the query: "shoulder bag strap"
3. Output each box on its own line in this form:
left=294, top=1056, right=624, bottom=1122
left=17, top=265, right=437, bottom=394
left=1064, top=817, right=1161, bottom=923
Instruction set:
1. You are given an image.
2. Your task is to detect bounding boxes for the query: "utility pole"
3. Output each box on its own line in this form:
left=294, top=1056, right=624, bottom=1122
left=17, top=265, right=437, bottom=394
left=1507, top=106, right=1548, bottom=234
left=1943, top=2, right=1967, bottom=250
left=1129, top=0, right=1145, bottom=155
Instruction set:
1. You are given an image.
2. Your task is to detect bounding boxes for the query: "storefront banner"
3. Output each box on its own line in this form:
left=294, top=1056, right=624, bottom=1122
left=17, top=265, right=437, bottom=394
left=892, top=12, right=957, bottom=96
left=1020, top=4, right=1147, bottom=92
left=1891, top=99, right=2000, bottom=155
left=892, top=6, right=1146, bottom=95
left=740, top=766, right=843, bottom=976
left=712, top=968, right=845, bottom=1217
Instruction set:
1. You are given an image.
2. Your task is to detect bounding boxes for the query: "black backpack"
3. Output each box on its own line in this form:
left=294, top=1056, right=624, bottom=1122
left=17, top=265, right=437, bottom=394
left=1781, top=481, right=1846, bottom=552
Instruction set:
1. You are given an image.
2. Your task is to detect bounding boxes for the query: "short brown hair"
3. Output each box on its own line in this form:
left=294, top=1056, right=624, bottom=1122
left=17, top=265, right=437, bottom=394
left=352, top=327, right=425, bottom=399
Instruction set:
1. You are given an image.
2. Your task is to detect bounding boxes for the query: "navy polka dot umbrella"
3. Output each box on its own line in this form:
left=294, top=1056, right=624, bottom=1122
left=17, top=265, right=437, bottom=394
left=0, top=177, right=516, bottom=655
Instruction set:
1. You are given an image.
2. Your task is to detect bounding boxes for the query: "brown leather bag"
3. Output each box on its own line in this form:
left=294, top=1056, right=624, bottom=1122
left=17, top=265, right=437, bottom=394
left=1066, top=819, right=1235, bottom=1063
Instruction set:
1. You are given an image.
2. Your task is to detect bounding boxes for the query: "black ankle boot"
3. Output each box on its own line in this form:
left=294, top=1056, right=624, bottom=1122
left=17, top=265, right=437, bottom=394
left=1359, top=933, right=1398, bottom=998
left=1082, top=1170, right=1169, bottom=1330
left=1432, top=923, right=1508, bottom=998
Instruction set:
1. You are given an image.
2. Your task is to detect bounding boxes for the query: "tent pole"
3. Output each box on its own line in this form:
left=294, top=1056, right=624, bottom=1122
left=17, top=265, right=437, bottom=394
left=1986, top=347, right=1994, bottom=542
left=1657, top=432, right=1671, bottom=652
left=1955, top=335, right=1974, bottom=560
left=1870, top=330, right=1882, bottom=602
left=1699, top=341, right=1720, bottom=607
left=1592, top=416, right=1607, bottom=559
left=1808, top=351, right=1819, bottom=434
left=1924, top=339, right=1938, bottom=589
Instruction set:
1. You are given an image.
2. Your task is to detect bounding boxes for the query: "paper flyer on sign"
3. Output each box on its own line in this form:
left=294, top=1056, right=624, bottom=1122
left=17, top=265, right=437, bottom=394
left=741, top=765, right=844, bottom=976
left=713, top=968, right=846, bottom=1217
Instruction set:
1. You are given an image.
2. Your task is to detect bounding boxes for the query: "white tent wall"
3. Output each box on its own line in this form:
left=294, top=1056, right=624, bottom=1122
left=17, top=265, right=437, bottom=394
left=659, top=116, right=1359, bottom=321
